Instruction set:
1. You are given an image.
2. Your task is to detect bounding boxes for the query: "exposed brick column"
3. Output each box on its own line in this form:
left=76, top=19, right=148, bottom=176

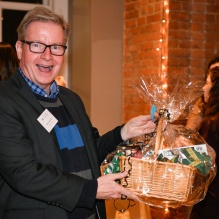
left=123, top=0, right=164, bottom=121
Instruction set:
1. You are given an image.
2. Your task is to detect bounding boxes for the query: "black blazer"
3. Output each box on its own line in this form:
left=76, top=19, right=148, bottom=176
left=0, top=70, right=122, bottom=219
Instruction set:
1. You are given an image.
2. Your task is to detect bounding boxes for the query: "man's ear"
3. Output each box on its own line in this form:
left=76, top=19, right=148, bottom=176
left=15, top=41, right=22, bottom=60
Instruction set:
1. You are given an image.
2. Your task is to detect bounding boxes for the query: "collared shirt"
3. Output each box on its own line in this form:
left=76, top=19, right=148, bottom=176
left=18, top=67, right=59, bottom=98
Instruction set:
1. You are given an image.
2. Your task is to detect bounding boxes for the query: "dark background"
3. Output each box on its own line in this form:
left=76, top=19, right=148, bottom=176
left=2, top=0, right=43, bottom=48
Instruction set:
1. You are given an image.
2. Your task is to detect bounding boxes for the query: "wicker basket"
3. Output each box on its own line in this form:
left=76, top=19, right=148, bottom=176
left=118, top=156, right=197, bottom=202
left=117, top=117, right=202, bottom=204
left=100, top=163, right=109, bottom=176
left=101, top=118, right=210, bottom=206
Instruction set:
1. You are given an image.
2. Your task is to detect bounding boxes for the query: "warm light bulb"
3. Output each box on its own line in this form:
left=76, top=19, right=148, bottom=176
left=162, top=83, right=168, bottom=90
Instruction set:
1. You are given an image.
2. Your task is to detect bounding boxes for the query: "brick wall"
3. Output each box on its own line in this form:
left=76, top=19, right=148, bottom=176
left=123, top=0, right=219, bottom=122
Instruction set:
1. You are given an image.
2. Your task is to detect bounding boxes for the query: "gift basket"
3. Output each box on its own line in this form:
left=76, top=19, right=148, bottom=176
left=101, top=74, right=216, bottom=209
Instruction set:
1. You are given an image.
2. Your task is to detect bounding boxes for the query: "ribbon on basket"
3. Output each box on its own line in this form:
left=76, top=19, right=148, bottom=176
left=154, top=117, right=164, bottom=157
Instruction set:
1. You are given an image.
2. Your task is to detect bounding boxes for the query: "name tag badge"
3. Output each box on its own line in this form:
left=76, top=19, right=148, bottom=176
left=37, top=109, right=58, bottom=133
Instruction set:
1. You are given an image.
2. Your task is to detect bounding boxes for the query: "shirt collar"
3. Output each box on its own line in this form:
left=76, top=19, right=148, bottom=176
left=18, top=67, right=59, bottom=98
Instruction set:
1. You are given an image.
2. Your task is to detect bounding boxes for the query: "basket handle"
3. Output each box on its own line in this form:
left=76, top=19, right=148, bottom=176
left=154, top=117, right=164, bottom=156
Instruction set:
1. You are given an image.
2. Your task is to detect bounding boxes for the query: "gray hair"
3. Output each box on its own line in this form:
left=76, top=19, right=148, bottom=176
left=17, top=6, right=70, bottom=43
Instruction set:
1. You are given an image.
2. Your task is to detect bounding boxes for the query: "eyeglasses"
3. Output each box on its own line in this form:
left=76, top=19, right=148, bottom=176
left=21, top=40, right=67, bottom=56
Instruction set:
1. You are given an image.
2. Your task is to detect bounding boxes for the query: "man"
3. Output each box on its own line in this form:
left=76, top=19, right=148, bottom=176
left=0, top=6, right=157, bottom=219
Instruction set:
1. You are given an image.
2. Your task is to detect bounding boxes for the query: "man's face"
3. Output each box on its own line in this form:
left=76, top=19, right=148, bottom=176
left=16, top=21, right=65, bottom=93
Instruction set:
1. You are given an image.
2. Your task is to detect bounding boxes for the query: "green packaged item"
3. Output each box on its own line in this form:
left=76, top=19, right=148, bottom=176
left=104, top=151, right=123, bottom=174
left=157, top=144, right=212, bottom=175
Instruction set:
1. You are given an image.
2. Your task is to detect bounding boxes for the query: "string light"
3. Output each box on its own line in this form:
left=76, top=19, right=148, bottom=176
left=155, top=0, right=168, bottom=86
left=159, top=0, right=169, bottom=86
left=156, top=0, right=169, bottom=76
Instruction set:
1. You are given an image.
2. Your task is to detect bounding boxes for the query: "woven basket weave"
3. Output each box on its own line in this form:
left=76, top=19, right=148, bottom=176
left=118, top=156, right=197, bottom=202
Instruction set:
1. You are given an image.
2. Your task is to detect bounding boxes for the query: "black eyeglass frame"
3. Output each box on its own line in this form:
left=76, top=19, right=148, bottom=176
left=20, top=40, right=67, bottom=56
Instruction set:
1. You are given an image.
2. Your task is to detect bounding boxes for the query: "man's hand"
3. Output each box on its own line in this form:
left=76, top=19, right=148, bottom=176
left=121, top=114, right=158, bottom=141
left=96, top=171, right=139, bottom=201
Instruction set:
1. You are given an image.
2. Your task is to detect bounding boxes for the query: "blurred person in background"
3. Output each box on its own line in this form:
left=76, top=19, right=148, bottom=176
left=0, top=42, right=19, bottom=81
left=186, top=56, right=219, bottom=130
left=56, top=75, right=67, bottom=87
left=188, top=66, right=219, bottom=219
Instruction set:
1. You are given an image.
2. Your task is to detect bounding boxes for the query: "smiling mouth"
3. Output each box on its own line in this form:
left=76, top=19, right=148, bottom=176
left=37, top=64, right=53, bottom=71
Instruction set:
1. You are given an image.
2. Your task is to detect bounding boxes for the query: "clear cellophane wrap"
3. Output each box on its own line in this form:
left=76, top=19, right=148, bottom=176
left=101, top=75, right=216, bottom=208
